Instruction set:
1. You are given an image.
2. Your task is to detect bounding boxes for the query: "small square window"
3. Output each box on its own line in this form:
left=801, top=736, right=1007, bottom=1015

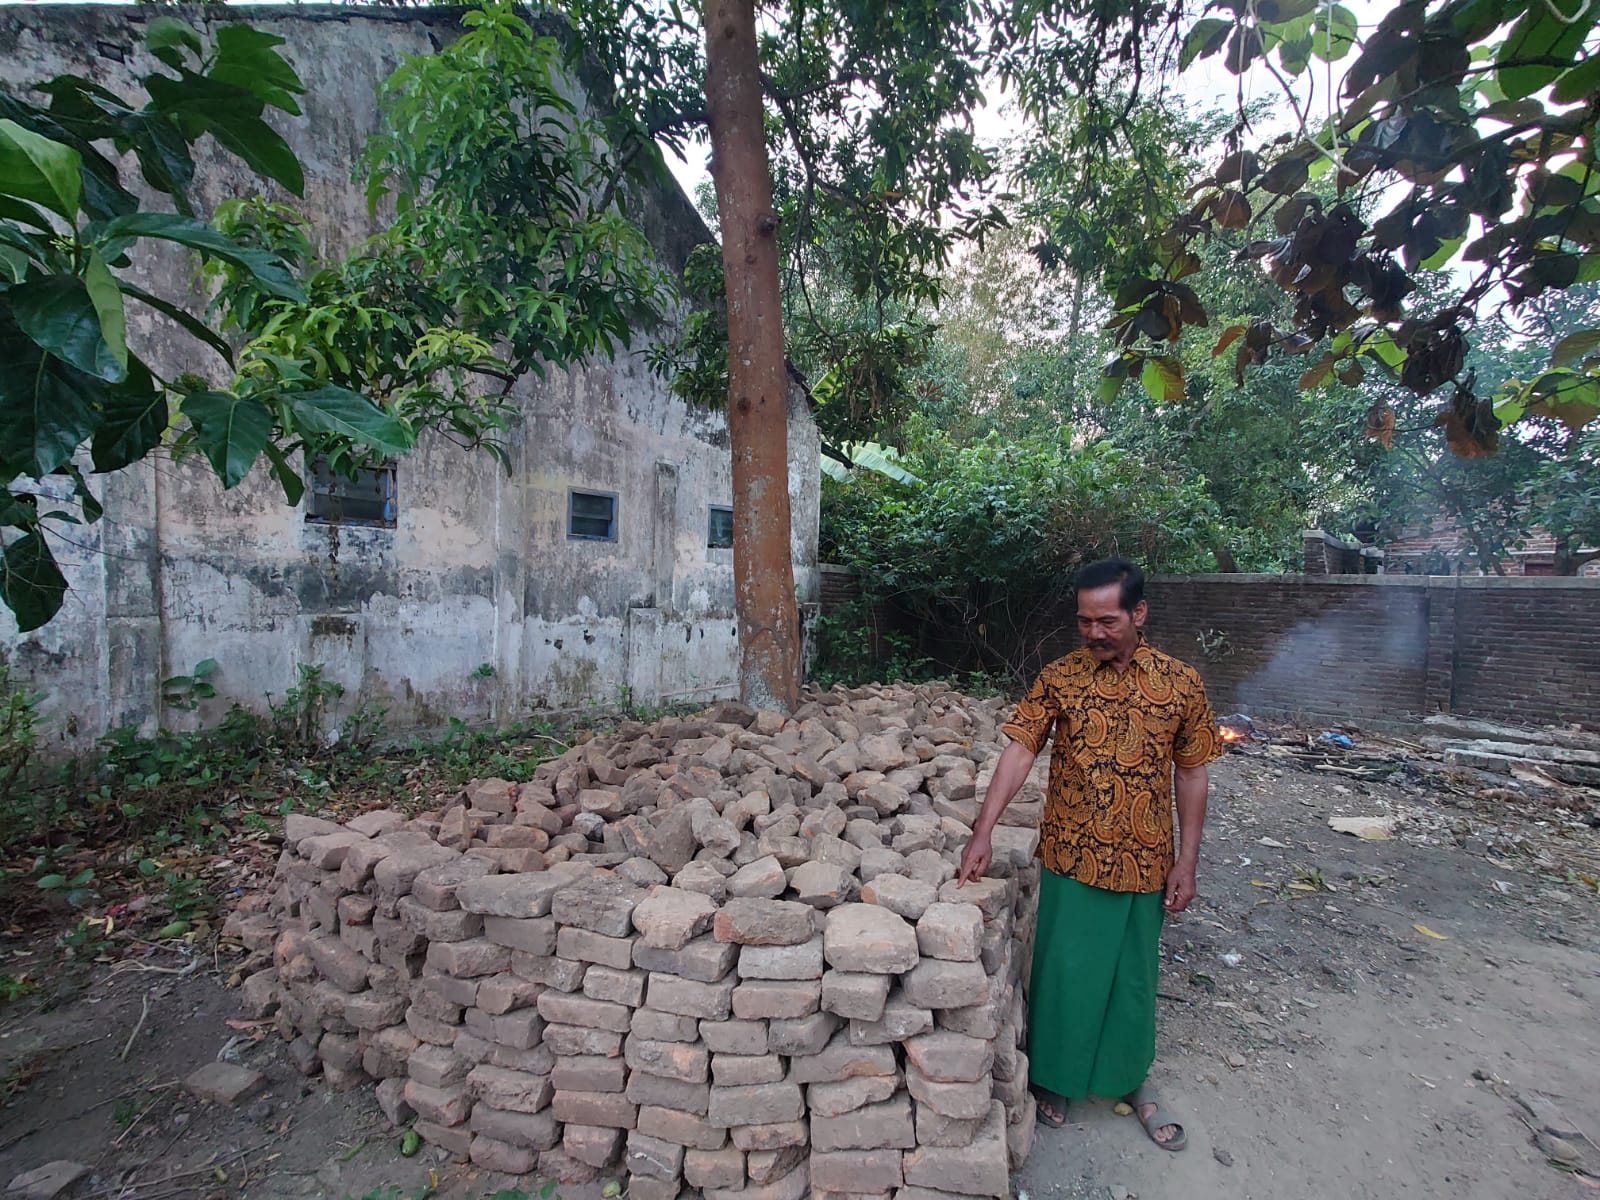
left=306, top=458, right=396, bottom=527
left=708, top=505, right=734, bottom=549
left=568, top=489, right=618, bottom=541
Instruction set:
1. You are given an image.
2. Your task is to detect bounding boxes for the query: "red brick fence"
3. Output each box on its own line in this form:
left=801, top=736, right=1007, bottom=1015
left=821, top=569, right=1600, bottom=731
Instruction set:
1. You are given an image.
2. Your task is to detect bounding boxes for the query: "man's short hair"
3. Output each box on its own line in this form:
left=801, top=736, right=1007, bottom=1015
left=1075, top=558, right=1145, bottom=612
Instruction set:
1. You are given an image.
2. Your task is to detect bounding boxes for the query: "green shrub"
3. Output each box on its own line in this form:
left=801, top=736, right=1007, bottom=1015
left=819, top=429, right=1221, bottom=687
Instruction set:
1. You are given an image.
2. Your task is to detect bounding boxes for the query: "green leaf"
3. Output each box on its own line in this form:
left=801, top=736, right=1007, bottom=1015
left=0, top=245, right=26, bottom=285
left=1550, top=328, right=1600, bottom=368
left=262, top=442, right=306, bottom=507
left=144, top=72, right=305, bottom=196
left=283, top=385, right=414, bottom=454
left=1141, top=356, right=1185, bottom=402
left=9, top=275, right=127, bottom=383
left=91, top=366, right=169, bottom=474
left=211, top=25, right=306, bottom=116
left=1553, top=55, right=1600, bottom=104
left=182, top=390, right=273, bottom=488
left=82, top=251, right=129, bottom=377
left=0, top=345, right=99, bottom=479
left=68, top=868, right=95, bottom=887
left=1258, top=0, right=1318, bottom=22
left=1420, top=235, right=1465, bottom=271
left=35, top=874, right=66, bottom=890
left=145, top=16, right=203, bottom=70
left=1497, top=0, right=1595, bottom=100
left=1312, top=4, right=1359, bottom=62
left=91, top=212, right=304, bottom=302
left=193, top=657, right=219, bottom=678
left=0, top=118, right=82, bottom=220
left=1, top=531, right=68, bottom=633
left=119, top=282, right=235, bottom=365
left=1180, top=19, right=1233, bottom=69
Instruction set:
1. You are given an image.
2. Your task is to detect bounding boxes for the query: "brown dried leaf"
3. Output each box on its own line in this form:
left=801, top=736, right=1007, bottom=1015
left=1364, top=401, right=1396, bottom=448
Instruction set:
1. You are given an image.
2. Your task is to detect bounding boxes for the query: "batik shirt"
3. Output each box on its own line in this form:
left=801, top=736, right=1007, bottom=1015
left=1000, top=642, right=1222, bottom=893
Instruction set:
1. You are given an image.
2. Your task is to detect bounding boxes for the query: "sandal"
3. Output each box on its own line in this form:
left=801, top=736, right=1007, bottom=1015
left=1031, top=1085, right=1068, bottom=1128
left=1125, top=1086, right=1187, bottom=1151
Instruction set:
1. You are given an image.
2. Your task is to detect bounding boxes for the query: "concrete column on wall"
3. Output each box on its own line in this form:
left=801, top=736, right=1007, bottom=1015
left=493, top=419, right=530, bottom=722
left=1423, top=579, right=1459, bottom=714
left=653, top=461, right=679, bottom=613
left=1361, top=547, right=1385, bottom=575
left=1303, top=530, right=1328, bottom=575
left=104, top=464, right=163, bottom=735
left=626, top=606, right=664, bottom=707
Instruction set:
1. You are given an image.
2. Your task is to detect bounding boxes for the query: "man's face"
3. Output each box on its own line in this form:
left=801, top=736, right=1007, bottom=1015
left=1077, top=583, right=1147, bottom=663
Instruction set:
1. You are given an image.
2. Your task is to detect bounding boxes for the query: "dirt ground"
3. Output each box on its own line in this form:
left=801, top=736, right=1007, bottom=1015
left=3, top=738, right=1597, bottom=1200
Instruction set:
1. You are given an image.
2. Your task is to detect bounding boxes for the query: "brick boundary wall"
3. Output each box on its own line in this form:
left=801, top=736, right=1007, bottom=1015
left=821, top=571, right=1600, bottom=732
left=1137, top=575, right=1600, bottom=731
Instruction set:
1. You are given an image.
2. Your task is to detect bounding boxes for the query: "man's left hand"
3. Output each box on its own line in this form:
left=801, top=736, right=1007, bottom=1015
left=1164, top=859, right=1197, bottom=913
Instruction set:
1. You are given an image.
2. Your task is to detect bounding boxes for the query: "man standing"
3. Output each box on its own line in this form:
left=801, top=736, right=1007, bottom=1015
left=958, top=558, right=1220, bottom=1150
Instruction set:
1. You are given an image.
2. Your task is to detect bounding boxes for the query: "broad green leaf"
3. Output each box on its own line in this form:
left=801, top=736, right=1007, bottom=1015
left=144, top=72, right=305, bottom=196
left=211, top=25, right=306, bottom=116
left=1312, top=4, right=1358, bottom=61
left=1493, top=388, right=1527, bottom=425
left=182, top=390, right=273, bottom=488
left=0, top=194, right=52, bottom=230
left=1553, top=55, right=1600, bottom=104
left=1278, top=33, right=1314, bottom=75
left=145, top=16, right=203, bottom=69
left=1180, top=19, right=1233, bottom=69
left=1258, top=0, right=1318, bottom=21
left=119, top=282, right=235, bottom=365
left=262, top=441, right=306, bottom=506
left=1420, top=235, right=1465, bottom=271
left=91, top=212, right=304, bottom=301
left=0, top=118, right=82, bottom=219
left=9, top=275, right=127, bottom=383
left=0, top=245, right=26, bottom=284
left=82, top=252, right=128, bottom=376
left=1551, top=329, right=1600, bottom=369
left=284, top=385, right=414, bottom=453
left=90, top=364, right=169, bottom=474
left=0, top=349, right=100, bottom=478
left=0, top=531, right=68, bottom=633
left=1496, top=0, right=1595, bottom=100
left=1141, top=356, right=1185, bottom=402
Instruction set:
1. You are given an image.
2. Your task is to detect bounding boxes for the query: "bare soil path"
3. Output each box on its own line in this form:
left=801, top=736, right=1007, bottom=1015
left=3, top=740, right=1596, bottom=1200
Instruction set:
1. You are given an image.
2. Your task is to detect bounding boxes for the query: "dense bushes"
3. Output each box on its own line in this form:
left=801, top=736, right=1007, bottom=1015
left=818, top=430, right=1221, bottom=686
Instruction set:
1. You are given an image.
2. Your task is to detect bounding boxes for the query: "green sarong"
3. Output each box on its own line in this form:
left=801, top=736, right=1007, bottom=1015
left=1028, top=868, right=1164, bottom=1102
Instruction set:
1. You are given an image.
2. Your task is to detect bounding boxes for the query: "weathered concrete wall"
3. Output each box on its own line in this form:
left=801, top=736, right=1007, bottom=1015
left=0, top=5, right=822, bottom=747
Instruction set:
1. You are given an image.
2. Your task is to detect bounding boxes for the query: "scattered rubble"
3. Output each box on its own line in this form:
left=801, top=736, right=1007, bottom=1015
left=227, top=684, right=1046, bottom=1197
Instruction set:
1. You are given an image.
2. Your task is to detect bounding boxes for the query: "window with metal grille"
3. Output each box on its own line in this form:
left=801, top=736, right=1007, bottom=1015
left=708, top=505, right=734, bottom=549
left=568, top=489, right=618, bottom=541
left=306, top=458, right=396, bottom=527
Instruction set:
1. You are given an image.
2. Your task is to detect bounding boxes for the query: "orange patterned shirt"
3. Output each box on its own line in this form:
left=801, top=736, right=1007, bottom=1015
left=1001, top=643, right=1222, bottom=893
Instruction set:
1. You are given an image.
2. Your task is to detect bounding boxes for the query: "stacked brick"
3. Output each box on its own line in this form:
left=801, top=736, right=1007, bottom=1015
left=227, top=682, right=1046, bottom=1199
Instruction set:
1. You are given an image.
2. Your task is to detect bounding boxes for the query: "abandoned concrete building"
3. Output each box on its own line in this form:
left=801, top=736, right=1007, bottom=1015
left=0, top=5, right=822, bottom=749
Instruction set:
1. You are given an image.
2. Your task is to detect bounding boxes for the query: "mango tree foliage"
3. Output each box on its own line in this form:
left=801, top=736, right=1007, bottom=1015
left=0, top=19, right=415, bottom=633
left=574, top=0, right=1175, bottom=451
left=1106, top=0, right=1600, bottom=455
left=207, top=6, right=675, bottom=479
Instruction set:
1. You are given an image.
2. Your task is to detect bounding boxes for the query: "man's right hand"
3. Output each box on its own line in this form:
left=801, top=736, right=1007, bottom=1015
left=957, top=831, right=992, bottom=885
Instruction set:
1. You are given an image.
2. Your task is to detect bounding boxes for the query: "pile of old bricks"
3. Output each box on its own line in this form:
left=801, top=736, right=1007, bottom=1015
left=227, top=683, right=1046, bottom=1200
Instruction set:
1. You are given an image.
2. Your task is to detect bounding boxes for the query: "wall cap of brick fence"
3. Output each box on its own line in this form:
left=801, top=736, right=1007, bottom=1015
left=1149, top=573, right=1600, bottom=591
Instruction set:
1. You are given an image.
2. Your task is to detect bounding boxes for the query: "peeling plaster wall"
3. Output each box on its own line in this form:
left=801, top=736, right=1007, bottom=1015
left=0, top=5, right=822, bottom=748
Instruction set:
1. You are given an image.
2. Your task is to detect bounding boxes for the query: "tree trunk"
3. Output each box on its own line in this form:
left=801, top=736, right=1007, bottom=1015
left=703, top=0, right=801, bottom=712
